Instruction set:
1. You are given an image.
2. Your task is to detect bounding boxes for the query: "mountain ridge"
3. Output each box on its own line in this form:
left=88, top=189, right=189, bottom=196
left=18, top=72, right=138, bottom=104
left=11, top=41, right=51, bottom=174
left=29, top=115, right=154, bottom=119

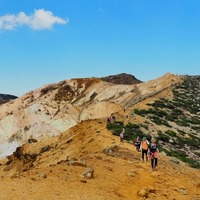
left=0, top=73, right=180, bottom=152
left=0, top=72, right=199, bottom=199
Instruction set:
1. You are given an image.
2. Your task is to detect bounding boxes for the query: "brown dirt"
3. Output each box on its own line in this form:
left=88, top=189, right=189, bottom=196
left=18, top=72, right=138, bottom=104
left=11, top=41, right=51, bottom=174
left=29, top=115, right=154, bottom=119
left=0, top=119, right=199, bottom=200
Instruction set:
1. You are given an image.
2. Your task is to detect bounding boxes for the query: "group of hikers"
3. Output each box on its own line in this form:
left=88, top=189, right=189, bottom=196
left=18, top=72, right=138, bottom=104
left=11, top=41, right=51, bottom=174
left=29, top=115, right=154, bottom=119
left=108, top=106, right=159, bottom=171
left=119, top=128, right=159, bottom=171
left=134, top=136, right=159, bottom=171
left=107, top=114, right=116, bottom=123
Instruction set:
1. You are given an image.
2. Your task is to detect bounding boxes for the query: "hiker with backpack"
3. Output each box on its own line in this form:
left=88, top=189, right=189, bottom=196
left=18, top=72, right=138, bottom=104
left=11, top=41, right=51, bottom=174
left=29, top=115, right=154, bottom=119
left=140, top=137, right=149, bottom=162
left=148, top=137, right=159, bottom=171
left=119, top=127, right=125, bottom=143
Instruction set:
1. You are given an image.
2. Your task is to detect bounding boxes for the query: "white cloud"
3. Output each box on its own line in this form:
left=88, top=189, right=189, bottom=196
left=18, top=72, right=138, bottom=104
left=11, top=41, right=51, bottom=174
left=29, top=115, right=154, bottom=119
left=0, top=9, right=68, bottom=30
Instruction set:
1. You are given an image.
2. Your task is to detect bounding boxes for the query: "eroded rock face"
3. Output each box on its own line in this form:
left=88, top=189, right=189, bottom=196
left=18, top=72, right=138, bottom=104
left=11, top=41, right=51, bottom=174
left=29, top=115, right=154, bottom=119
left=0, top=73, right=181, bottom=157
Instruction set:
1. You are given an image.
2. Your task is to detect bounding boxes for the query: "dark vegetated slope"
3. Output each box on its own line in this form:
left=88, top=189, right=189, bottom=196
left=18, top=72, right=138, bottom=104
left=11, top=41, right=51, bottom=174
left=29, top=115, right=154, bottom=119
left=101, top=73, right=142, bottom=85
left=0, top=94, right=18, bottom=105
left=107, top=75, right=200, bottom=169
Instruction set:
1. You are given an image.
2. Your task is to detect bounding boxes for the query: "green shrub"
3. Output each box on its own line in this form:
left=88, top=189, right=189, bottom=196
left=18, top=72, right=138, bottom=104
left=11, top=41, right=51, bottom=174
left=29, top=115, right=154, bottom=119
left=126, top=123, right=140, bottom=129
left=172, top=108, right=183, bottom=115
left=175, top=136, right=185, bottom=148
left=149, top=116, right=171, bottom=127
left=156, top=132, right=170, bottom=142
left=178, top=129, right=186, bottom=135
left=161, top=120, right=172, bottom=127
left=160, top=148, right=200, bottom=169
left=194, top=152, right=200, bottom=157
left=175, top=120, right=189, bottom=127
left=107, top=121, right=145, bottom=142
left=165, top=130, right=177, bottom=137
left=165, top=114, right=177, bottom=121
left=133, top=109, right=148, bottom=116
left=183, top=138, right=199, bottom=149
left=154, top=109, right=168, bottom=118
left=149, top=116, right=162, bottom=125
left=140, top=124, right=148, bottom=129
left=189, top=116, right=200, bottom=124
left=106, top=121, right=124, bottom=136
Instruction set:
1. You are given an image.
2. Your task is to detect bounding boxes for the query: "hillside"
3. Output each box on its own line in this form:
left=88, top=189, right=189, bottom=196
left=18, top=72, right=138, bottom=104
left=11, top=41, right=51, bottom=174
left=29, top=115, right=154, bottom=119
left=100, top=73, right=142, bottom=85
left=0, top=73, right=181, bottom=157
left=0, top=73, right=199, bottom=199
left=121, top=75, right=200, bottom=168
left=0, top=119, right=199, bottom=200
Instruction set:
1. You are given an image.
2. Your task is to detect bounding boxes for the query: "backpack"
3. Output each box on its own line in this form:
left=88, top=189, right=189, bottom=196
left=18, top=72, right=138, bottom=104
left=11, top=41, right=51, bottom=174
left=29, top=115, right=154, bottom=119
left=149, top=143, right=157, bottom=153
left=141, top=140, right=148, bottom=150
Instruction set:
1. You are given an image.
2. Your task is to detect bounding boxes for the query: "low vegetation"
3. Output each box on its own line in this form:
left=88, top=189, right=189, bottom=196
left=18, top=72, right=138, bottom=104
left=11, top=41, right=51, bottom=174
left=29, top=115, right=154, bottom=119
left=107, top=75, right=200, bottom=169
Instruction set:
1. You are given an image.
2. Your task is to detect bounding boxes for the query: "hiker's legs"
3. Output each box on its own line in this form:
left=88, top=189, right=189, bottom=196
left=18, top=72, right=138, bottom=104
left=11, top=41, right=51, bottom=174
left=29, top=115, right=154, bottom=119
left=136, top=144, right=140, bottom=151
left=151, top=158, right=158, bottom=170
left=145, top=150, right=148, bottom=161
left=142, top=150, right=148, bottom=161
left=144, top=150, right=148, bottom=161
left=155, top=158, right=158, bottom=167
left=151, top=158, right=154, bottom=169
left=142, top=150, right=145, bottom=161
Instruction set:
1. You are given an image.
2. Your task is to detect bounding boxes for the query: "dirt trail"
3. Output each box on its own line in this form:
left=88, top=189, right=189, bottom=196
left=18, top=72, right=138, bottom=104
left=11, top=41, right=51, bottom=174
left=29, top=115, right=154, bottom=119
left=0, top=119, right=199, bottom=200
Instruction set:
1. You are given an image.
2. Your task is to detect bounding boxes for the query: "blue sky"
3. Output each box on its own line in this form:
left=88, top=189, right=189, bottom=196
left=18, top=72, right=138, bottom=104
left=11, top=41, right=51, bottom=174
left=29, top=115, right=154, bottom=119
left=0, top=0, right=199, bottom=96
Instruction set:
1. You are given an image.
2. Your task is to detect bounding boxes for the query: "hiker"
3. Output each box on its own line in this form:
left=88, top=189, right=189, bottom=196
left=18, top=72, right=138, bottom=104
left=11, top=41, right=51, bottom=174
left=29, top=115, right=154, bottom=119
left=134, top=136, right=141, bottom=152
left=109, top=113, right=115, bottom=123
left=140, top=137, right=149, bottom=161
left=148, top=137, right=159, bottom=171
left=107, top=116, right=111, bottom=123
left=120, top=128, right=125, bottom=143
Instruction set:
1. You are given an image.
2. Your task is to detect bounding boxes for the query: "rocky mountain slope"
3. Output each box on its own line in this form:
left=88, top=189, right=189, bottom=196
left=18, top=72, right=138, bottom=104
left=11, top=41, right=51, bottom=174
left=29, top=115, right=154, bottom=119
left=127, top=75, right=200, bottom=168
left=0, top=72, right=199, bottom=200
left=0, top=73, right=180, bottom=157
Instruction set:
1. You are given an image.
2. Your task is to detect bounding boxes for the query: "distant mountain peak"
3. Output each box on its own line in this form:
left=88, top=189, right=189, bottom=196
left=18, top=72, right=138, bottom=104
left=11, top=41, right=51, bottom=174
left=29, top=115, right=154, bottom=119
left=0, top=94, right=18, bottom=106
left=0, top=94, right=18, bottom=101
left=100, top=73, right=142, bottom=85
